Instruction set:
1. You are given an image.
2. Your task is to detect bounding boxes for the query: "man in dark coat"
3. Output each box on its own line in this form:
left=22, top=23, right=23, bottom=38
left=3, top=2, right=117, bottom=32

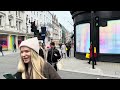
left=47, top=42, right=61, bottom=71
left=66, top=43, right=71, bottom=57
left=0, top=44, right=4, bottom=56
left=13, top=43, right=16, bottom=52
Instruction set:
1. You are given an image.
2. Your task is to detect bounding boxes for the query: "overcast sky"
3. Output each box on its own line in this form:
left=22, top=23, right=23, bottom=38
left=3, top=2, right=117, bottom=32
left=50, top=11, right=74, bottom=32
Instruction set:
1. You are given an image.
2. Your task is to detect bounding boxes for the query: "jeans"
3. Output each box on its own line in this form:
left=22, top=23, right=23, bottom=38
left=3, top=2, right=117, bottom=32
left=49, top=62, right=58, bottom=71
left=88, top=58, right=97, bottom=65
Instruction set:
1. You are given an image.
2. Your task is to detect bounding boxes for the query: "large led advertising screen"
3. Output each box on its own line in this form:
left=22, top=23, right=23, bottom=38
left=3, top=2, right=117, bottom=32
left=76, top=20, right=120, bottom=54
left=76, top=23, right=90, bottom=53
left=100, top=20, right=120, bottom=54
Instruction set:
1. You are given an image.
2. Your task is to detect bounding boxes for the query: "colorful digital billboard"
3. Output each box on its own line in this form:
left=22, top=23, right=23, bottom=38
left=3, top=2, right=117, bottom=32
left=76, top=23, right=90, bottom=53
left=76, top=20, right=120, bottom=54
left=100, top=20, right=120, bottom=54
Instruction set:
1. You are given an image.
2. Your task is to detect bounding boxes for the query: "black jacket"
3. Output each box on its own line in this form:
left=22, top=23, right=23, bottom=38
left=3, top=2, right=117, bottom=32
left=39, top=48, right=44, bottom=59
left=13, top=43, right=16, bottom=49
left=0, top=45, right=2, bottom=52
left=47, top=47, right=61, bottom=63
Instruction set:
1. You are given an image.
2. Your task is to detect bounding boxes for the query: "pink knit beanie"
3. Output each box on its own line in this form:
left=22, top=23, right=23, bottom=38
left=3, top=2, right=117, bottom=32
left=19, top=37, right=39, bottom=54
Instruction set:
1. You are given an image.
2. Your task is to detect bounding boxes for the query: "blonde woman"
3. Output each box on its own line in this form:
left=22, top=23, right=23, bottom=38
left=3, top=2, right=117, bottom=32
left=14, top=37, right=61, bottom=79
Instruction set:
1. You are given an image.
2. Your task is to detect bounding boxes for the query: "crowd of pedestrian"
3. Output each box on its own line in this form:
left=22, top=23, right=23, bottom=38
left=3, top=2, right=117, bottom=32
left=60, top=42, right=71, bottom=58
left=2, top=37, right=73, bottom=79
left=14, top=37, right=61, bottom=79
left=2, top=37, right=98, bottom=79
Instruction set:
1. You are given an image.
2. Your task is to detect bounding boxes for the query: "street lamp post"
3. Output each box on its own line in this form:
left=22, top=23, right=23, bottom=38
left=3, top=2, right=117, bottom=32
left=91, top=11, right=95, bottom=69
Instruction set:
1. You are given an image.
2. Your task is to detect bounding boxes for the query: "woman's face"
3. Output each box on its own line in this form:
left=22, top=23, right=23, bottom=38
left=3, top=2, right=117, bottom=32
left=20, top=46, right=31, bottom=63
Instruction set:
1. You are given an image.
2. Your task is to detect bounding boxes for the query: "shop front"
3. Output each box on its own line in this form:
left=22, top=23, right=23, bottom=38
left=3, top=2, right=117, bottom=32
left=9, top=35, right=16, bottom=50
left=18, top=36, right=25, bottom=46
left=0, top=34, right=8, bottom=50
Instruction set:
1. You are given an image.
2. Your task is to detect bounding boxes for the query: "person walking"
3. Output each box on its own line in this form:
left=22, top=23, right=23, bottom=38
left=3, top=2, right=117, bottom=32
left=14, top=37, right=61, bottom=79
left=0, top=44, right=4, bottom=56
left=66, top=43, right=71, bottom=57
left=47, top=42, right=61, bottom=71
left=39, top=42, right=45, bottom=59
left=88, top=42, right=97, bottom=65
left=13, top=43, right=16, bottom=52
left=61, top=43, right=66, bottom=58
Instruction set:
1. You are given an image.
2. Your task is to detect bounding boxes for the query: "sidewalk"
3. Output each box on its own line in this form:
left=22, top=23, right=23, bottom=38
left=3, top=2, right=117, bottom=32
left=57, top=57, right=120, bottom=78
left=0, top=50, right=20, bottom=56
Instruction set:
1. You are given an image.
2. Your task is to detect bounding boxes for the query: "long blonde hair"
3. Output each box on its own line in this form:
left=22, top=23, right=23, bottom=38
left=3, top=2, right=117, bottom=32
left=18, top=48, right=46, bottom=79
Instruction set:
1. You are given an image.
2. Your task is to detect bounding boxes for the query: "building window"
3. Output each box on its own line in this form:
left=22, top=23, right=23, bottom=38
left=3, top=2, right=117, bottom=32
left=9, top=19, right=12, bottom=26
left=16, top=11, right=18, bottom=17
left=18, top=11, right=21, bottom=18
left=0, top=15, right=2, bottom=26
left=40, top=14, right=41, bottom=19
left=19, top=22, right=21, bottom=30
left=26, top=15, right=28, bottom=23
left=16, top=21, right=18, bottom=30
left=34, top=11, right=35, bottom=15
left=31, top=17, right=33, bottom=22
left=37, top=12, right=38, bottom=17
left=37, top=20, right=38, bottom=26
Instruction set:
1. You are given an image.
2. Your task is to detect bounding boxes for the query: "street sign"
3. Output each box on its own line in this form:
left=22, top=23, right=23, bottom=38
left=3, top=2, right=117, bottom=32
left=41, top=34, right=45, bottom=36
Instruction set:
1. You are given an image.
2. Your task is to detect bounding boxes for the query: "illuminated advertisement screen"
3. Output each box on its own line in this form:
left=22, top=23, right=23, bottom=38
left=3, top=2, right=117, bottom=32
left=76, top=23, right=90, bottom=53
left=0, top=35, right=8, bottom=50
left=100, top=20, right=120, bottom=54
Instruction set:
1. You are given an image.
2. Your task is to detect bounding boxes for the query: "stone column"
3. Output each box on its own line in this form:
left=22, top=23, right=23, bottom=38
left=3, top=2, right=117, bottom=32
left=15, top=35, right=18, bottom=49
left=8, top=34, right=11, bottom=50
left=5, top=11, right=9, bottom=31
left=13, top=11, right=16, bottom=29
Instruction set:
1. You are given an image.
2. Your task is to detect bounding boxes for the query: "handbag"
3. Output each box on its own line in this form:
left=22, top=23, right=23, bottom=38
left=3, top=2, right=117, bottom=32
left=66, top=48, right=68, bottom=51
left=86, top=53, right=90, bottom=59
left=57, top=60, right=62, bottom=70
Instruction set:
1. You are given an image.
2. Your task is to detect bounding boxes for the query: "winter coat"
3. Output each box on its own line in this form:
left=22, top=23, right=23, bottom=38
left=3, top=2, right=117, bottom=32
left=39, top=48, right=44, bottom=59
left=14, top=62, right=61, bottom=79
left=0, top=45, right=2, bottom=52
left=47, top=47, right=61, bottom=63
left=13, top=43, right=16, bottom=49
left=89, top=45, right=97, bottom=58
left=61, top=44, right=66, bottom=54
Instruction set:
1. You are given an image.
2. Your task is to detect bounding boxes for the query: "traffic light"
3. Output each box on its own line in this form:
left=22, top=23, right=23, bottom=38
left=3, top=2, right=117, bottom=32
left=95, top=16, right=107, bottom=27
left=95, top=16, right=99, bottom=27
left=41, top=27, right=46, bottom=40
left=41, top=27, right=46, bottom=34
left=38, top=32, right=42, bottom=40
left=34, top=30, right=39, bottom=37
left=30, top=21, right=40, bottom=39
left=99, top=19, right=107, bottom=27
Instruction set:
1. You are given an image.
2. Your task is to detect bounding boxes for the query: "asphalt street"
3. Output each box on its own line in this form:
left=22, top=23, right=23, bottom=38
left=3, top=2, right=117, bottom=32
left=0, top=53, right=20, bottom=79
left=0, top=53, right=119, bottom=79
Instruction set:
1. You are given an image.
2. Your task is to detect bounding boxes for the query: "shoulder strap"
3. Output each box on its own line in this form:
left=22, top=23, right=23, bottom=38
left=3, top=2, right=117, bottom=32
left=51, top=48, right=54, bottom=63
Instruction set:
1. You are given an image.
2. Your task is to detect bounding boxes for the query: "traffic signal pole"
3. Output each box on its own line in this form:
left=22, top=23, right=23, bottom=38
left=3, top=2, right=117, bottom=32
left=91, top=11, right=95, bottom=69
